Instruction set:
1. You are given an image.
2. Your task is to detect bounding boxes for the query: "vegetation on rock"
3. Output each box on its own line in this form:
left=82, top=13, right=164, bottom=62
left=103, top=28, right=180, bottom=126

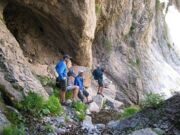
left=3, top=125, right=25, bottom=135
left=45, top=95, right=63, bottom=116
left=120, top=106, right=140, bottom=120
left=140, top=92, right=164, bottom=109
left=72, top=101, right=87, bottom=121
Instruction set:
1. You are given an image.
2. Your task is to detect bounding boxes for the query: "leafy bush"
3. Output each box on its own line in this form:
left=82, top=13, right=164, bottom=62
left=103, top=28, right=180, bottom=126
left=52, top=87, right=59, bottom=98
left=140, top=92, right=164, bottom=109
left=19, top=92, right=63, bottom=117
left=120, top=106, right=140, bottom=120
left=5, top=111, right=24, bottom=125
left=3, top=125, right=25, bottom=135
left=45, top=95, right=63, bottom=115
left=66, top=91, right=73, bottom=100
left=20, top=92, right=45, bottom=116
left=72, top=101, right=87, bottom=121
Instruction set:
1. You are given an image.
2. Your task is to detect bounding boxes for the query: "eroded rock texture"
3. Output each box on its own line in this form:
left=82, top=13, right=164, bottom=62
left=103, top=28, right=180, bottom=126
left=5, top=0, right=96, bottom=67
left=93, top=0, right=180, bottom=104
left=0, top=0, right=180, bottom=104
left=0, top=0, right=48, bottom=102
left=106, top=94, right=180, bottom=135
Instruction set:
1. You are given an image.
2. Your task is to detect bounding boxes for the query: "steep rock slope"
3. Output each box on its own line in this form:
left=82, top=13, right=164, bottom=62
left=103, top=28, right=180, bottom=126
left=0, top=0, right=180, bottom=105
left=0, top=0, right=48, bottom=102
left=93, top=0, right=180, bottom=104
left=106, top=94, right=180, bottom=135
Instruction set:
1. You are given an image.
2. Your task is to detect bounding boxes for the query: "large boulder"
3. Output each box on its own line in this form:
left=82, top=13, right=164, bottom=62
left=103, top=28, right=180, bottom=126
left=129, top=128, right=159, bottom=135
left=88, top=102, right=100, bottom=113
left=93, top=95, right=105, bottom=109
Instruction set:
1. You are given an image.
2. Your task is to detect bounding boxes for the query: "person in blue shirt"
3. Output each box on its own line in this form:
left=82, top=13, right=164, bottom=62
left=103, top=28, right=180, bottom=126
left=56, top=54, right=71, bottom=106
left=74, top=70, right=93, bottom=104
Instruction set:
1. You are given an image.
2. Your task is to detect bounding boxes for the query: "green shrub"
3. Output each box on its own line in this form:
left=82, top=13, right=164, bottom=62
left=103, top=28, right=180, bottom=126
left=18, top=92, right=64, bottom=117
left=66, top=91, right=73, bottom=100
left=52, top=87, right=59, bottom=98
left=75, top=111, right=86, bottom=121
left=44, top=124, right=54, bottom=133
left=5, top=111, right=24, bottom=125
left=20, top=92, right=45, bottom=116
left=120, top=106, right=140, bottom=120
left=45, top=95, right=63, bottom=116
left=140, top=92, right=164, bottom=109
left=3, top=125, right=25, bottom=135
left=72, top=101, right=87, bottom=121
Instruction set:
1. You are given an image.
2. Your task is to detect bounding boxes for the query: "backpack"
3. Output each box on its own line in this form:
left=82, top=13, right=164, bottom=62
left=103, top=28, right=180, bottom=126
left=92, top=68, right=102, bottom=80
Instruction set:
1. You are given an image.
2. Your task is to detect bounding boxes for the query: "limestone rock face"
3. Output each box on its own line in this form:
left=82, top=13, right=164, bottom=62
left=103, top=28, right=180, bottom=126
left=1, top=0, right=180, bottom=104
left=4, top=0, right=96, bottom=67
left=0, top=1, right=48, bottom=101
left=93, top=0, right=180, bottom=104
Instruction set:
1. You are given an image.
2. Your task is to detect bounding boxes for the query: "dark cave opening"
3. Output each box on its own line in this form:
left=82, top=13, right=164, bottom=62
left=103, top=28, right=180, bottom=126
left=3, top=2, right=68, bottom=65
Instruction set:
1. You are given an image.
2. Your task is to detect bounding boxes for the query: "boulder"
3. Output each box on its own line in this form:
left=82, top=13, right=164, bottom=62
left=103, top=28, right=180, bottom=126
left=88, top=102, right=100, bottom=113
left=106, top=120, right=120, bottom=129
left=129, top=128, right=159, bottom=135
left=95, top=124, right=105, bottom=131
left=82, top=116, right=96, bottom=134
left=93, top=95, right=105, bottom=109
left=105, top=97, right=124, bottom=111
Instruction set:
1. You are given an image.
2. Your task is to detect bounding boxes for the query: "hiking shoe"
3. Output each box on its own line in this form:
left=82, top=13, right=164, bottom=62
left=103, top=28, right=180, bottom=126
left=97, top=92, right=104, bottom=97
left=61, top=102, right=70, bottom=106
left=85, top=100, right=93, bottom=104
left=100, top=93, right=104, bottom=97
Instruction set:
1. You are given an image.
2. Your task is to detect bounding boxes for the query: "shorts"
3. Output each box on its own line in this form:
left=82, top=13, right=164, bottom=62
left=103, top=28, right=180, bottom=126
left=66, top=85, right=78, bottom=92
left=98, top=79, right=104, bottom=87
left=56, top=78, right=67, bottom=91
left=78, top=89, right=89, bottom=102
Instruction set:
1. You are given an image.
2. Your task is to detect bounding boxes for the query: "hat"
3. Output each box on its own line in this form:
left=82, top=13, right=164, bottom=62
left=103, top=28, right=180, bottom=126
left=63, top=54, right=72, bottom=59
left=78, top=70, right=84, bottom=74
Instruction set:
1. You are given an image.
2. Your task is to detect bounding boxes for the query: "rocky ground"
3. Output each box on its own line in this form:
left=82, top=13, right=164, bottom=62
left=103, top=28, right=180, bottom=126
left=1, top=76, right=180, bottom=135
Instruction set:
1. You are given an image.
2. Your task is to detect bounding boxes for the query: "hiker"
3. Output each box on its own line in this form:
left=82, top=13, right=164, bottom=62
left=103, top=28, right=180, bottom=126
left=74, top=70, right=93, bottom=104
left=66, top=68, right=79, bottom=102
left=55, top=54, right=71, bottom=106
left=92, top=66, right=105, bottom=97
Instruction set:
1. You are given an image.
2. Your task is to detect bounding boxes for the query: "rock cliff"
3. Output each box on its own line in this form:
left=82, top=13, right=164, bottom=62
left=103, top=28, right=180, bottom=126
left=0, top=0, right=180, bottom=134
left=1, top=0, right=179, bottom=104
left=93, top=0, right=180, bottom=104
